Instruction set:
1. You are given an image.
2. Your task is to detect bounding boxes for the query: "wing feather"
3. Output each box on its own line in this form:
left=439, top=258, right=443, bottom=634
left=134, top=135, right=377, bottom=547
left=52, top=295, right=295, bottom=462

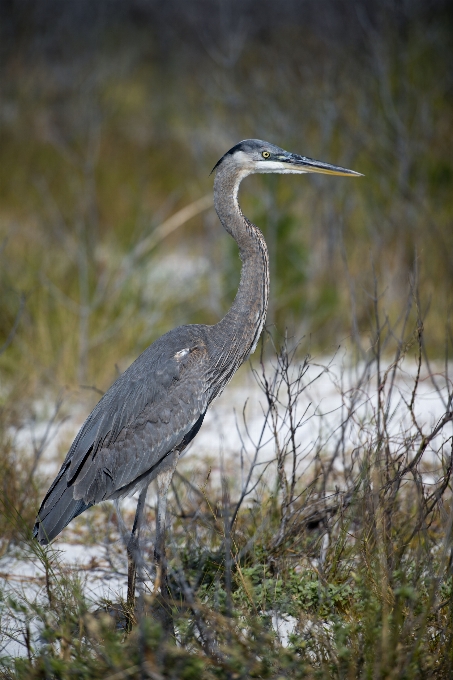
left=34, top=328, right=209, bottom=543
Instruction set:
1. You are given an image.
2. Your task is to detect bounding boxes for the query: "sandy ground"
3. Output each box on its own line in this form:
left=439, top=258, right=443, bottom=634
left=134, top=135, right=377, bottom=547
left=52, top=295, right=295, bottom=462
left=2, top=349, right=452, bottom=655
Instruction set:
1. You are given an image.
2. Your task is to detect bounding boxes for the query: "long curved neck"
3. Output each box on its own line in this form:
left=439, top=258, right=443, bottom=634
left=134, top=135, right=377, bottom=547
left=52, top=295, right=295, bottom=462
left=210, top=161, right=269, bottom=378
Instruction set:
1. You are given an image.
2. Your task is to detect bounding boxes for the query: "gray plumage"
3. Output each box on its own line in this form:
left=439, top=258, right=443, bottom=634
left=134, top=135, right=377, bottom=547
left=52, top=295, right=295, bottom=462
left=34, top=139, right=360, bottom=545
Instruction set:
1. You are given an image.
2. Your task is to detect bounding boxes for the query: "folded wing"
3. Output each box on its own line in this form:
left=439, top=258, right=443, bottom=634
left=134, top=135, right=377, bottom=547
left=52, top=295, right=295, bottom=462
left=34, top=336, right=208, bottom=544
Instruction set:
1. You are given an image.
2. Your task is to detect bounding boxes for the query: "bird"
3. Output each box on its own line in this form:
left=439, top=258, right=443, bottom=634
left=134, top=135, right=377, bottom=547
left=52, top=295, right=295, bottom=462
left=34, top=139, right=360, bottom=617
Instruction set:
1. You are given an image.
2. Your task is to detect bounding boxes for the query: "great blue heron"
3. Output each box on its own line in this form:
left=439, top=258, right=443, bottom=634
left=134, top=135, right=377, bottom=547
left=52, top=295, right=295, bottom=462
left=34, top=139, right=360, bottom=615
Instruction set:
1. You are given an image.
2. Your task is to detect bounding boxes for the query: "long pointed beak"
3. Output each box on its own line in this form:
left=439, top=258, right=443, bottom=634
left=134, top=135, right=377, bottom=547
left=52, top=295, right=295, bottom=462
left=284, top=153, right=362, bottom=177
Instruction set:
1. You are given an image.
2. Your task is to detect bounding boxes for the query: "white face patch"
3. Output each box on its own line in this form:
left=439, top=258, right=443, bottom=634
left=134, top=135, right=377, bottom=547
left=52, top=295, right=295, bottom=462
left=229, top=153, right=255, bottom=203
left=255, top=160, right=308, bottom=174
left=232, top=151, right=256, bottom=173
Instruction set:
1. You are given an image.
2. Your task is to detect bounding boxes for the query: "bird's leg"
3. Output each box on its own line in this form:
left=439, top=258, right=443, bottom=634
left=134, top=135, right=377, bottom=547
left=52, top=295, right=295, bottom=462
left=126, top=484, right=149, bottom=628
left=153, top=453, right=179, bottom=595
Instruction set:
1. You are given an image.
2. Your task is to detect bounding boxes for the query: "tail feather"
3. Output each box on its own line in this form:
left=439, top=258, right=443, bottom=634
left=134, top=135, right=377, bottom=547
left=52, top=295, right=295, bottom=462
left=34, top=473, right=91, bottom=545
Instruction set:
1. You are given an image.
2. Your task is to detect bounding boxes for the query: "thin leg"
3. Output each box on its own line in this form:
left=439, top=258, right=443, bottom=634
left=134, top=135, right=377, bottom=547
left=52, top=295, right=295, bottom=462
left=126, top=484, right=149, bottom=629
left=153, top=453, right=179, bottom=595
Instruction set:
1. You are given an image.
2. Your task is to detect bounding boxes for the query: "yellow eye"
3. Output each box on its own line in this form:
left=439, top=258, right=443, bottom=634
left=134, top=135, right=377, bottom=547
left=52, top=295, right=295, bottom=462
left=262, top=151, right=270, bottom=158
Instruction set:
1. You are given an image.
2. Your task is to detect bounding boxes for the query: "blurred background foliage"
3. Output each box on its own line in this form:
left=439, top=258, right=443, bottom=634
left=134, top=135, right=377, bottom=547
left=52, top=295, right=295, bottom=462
left=0, top=0, right=453, bottom=393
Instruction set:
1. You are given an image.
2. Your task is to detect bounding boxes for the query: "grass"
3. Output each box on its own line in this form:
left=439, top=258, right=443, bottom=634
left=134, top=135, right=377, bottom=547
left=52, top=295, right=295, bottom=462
left=1, top=287, right=453, bottom=678
left=1, top=6, right=453, bottom=395
left=1, top=5, right=453, bottom=676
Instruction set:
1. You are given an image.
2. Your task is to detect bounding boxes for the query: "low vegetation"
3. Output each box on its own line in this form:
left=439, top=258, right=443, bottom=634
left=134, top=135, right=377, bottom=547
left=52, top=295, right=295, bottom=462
left=1, top=290, right=452, bottom=679
left=1, top=3, right=453, bottom=677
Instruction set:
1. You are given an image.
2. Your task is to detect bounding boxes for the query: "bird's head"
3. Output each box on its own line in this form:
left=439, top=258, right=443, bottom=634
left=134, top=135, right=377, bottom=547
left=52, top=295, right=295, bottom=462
left=212, top=139, right=361, bottom=178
